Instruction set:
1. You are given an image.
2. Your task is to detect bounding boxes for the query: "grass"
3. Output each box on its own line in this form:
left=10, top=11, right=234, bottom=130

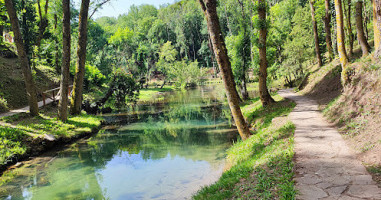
left=138, top=86, right=173, bottom=102
left=2, top=110, right=102, bottom=137
left=0, top=126, right=27, bottom=165
left=193, top=95, right=296, bottom=199
left=241, top=95, right=295, bottom=130
left=0, top=105, right=103, bottom=166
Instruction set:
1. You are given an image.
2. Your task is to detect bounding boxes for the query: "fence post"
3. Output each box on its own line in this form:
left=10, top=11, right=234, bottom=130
left=42, top=93, right=46, bottom=106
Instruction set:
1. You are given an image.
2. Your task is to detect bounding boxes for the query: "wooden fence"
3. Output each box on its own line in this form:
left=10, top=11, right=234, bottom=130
left=42, top=85, right=73, bottom=106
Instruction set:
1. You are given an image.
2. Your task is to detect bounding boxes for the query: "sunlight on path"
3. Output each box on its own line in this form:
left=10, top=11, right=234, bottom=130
left=279, top=89, right=381, bottom=200
left=0, top=98, right=55, bottom=118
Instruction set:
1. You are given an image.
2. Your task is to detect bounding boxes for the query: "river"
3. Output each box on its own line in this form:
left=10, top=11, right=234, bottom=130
left=0, top=85, right=240, bottom=200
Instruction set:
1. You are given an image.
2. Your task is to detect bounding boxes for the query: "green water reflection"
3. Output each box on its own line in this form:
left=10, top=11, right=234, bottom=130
left=0, top=86, right=238, bottom=200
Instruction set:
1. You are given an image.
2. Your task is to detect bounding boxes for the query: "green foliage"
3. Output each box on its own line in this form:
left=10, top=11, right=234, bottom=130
left=112, top=69, right=140, bottom=108
left=0, top=126, right=27, bottom=165
left=0, top=87, right=8, bottom=112
left=15, top=0, right=38, bottom=58
left=157, top=41, right=205, bottom=88
left=226, top=32, right=249, bottom=85
left=85, top=63, right=106, bottom=87
left=108, top=27, right=134, bottom=45
left=169, top=60, right=204, bottom=89
left=278, top=6, right=313, bottom=84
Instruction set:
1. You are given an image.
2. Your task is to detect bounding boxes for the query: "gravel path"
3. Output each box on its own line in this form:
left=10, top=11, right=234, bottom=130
left=279, top=89, right=381, bottom=200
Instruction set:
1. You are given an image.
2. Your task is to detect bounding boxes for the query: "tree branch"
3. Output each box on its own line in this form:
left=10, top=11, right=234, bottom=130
left=89, top=0, right=112, bottom=20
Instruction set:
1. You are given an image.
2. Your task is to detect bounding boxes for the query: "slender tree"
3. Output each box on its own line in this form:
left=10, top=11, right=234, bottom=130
left=334, top=0, right=349, bottom=84
left=310, top=0, right=323, bottom=66
left=343, top=0, right=354, bottom=57
left=36, top=0, right=49, bottom=47
left=198, top=0, right=251, bottom=140
left=58, top=0, right=71, bottom=121
left=238, top=0, right=249, bottom=100
left=257, top=0, right=275, bottom=106
left=70, top=0, right=90, bottom=115
left=373, top=0, right=381, bottom=50
left=324, top=0, right=334, bottom=61
left=4, top=0, right=39, bottom=116
left=355, top=0, right=371, bottom=56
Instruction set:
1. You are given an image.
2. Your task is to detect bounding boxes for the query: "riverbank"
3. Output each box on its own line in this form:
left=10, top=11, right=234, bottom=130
left=193, top=95, right=296, bottom=199
left=0, top=104, right=103, bottom=176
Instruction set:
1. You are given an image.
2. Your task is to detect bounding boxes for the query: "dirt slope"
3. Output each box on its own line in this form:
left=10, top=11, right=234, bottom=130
left=0, top=56, right=59, bottom=113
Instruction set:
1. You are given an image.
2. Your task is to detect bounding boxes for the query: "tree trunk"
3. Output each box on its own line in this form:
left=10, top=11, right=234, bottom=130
left=345, top=0, right=354, bottom=57
left=374, top=0, right=381, bottom=57
left=160, top=80, right=166, bottom=89
left=257, top=0, right=275, bottom=106
left=54, top=14, right=60, bottom=72
left=58, top=0, right=71, bottom=121
left=324, top=0, right=334, bottom=61
left=373, top=0, right=381, bottom=50
left=240, top=79, right=249, bottom=100
left=355, top=1, right=371, bottom=57
left=223, top=4, right=232, bottom=35
left=198, top=0, right=251, bottom=140
left=4, top=0, right=39, bottom=116
left=334, top=0, right=349, bottom=84
left=36, top=0, right=49, bottom=47
left=310, top=0, right=323, bottom=67
left=238, top=0, right=249, bottom=100
left=207, top=36, right=218, bottom=76
left=70, top=0, right=90, bottom=115
left=364, top=0, right=369, bottom=40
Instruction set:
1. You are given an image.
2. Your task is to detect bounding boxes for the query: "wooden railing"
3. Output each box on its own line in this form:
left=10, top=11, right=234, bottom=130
left=42, top=85, right=73, bottom=106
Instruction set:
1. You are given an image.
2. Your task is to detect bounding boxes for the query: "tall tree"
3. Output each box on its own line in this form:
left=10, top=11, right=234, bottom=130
left=324, top=0, right=334, bottom=61
left=36, top=0, right=49, bottom=47
left=237, top=0, right=249, bottom=100
left=198, top=0, right=251, bottom=140
left=334, top=0, right=349, bottom=84
left=58, top=0, right=71, bottom=121
left=373, top=0, right=381, bottom=51
left=309, top=0, right=323, bottom=67
left=4, top=0, right=39, bottom=116
left=257, top=0, right=275, bottom=105
left=343, top=0, right=354, bottom=57
left=355, top=0, right=371, bottom=56
left=70, top=0, right=90, bottom=115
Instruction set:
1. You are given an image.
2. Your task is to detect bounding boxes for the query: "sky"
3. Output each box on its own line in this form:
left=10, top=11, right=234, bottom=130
left=76, top=0, right=176, bottom=19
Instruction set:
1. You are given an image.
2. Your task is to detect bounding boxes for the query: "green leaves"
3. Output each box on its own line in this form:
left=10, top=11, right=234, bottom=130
left=108, top=27, right=134, bottom=45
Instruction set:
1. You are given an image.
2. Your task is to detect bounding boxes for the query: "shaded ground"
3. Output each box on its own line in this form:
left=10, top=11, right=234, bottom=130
left=0, top=56, right=59, bottom=113
left=279, top=89, right=381, bottom=200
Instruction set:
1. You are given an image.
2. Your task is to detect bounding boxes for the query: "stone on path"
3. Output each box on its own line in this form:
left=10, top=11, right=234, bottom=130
left=279, top=89, right=381, bottom=200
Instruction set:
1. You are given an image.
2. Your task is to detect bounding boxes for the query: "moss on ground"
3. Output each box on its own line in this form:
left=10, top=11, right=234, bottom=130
left=193, top=95, right=296, bottom=199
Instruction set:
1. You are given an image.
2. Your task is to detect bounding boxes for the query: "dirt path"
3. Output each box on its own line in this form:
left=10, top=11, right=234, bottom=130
left=279, top=89, right=381, bottom=200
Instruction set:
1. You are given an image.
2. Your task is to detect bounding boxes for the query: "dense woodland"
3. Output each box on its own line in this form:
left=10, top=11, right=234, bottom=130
left=1, top=0, right=381, bottom=139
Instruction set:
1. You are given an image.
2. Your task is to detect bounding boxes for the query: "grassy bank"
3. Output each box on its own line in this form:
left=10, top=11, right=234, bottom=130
left=0, top=104, right=102, bottom=168
left=193, top=95, right=296, bottom=199
left=138, top=86, right=173, bottom=102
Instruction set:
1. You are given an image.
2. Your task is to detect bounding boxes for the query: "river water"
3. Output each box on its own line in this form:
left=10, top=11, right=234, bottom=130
left=0, top=85, right=240, bottom=200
